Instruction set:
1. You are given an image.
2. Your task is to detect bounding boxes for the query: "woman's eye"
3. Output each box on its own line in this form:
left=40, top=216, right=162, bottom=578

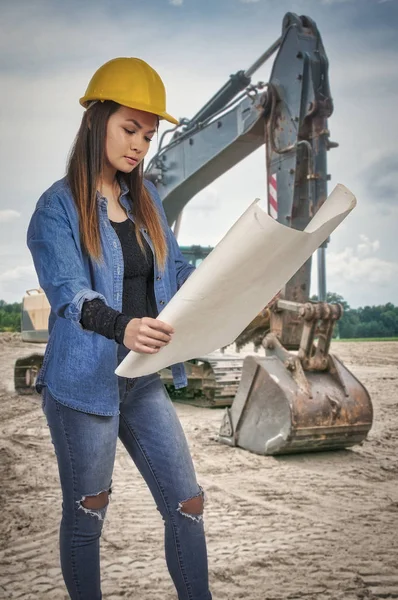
left=124, top=128, right=152, bottom=143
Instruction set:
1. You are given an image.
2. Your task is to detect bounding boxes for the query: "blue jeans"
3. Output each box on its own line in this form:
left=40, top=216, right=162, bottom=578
left=42, top=369, right=212, bottom=600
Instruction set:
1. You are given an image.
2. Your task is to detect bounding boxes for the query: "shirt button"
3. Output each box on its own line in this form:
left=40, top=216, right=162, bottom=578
left=113, top=241, right=117, bottom=248
left=117, top=267, right=121, bottom=275
left=160, top=300, right=165, bottom=305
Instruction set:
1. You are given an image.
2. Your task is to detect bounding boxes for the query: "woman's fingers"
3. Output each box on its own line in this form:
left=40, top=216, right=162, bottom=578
left=142, top=327, right=172, bottom=343
left=142, top=317, right=174, bottom=336
left=135, top=344, right=161, bottom=354
left=123, top=317, right=175, bottom=353
left=138, top=335, right=168, bottom=349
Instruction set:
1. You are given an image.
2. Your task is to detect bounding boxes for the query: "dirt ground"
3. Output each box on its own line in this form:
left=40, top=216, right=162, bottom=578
left=0, top=333, right=397, bottom=600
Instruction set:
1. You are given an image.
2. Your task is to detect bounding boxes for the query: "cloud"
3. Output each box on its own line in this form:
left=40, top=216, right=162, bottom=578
left=0, top=2, right=172, bottom=77
left=311, top=229, right=398, bottom=306
left=321, top=0, right=355, bottom=4
left=361, top=155, right=398, bottom=206
left=177, top=186, right=223, bottom=245
left=0, top=265, right=36, bottom=284
left=0, top=210, right=21, bottom=223
left=169, top=0, right=184, bottom=5
left=357, top=234, right=380, bottom=257
left=0, top=264, right=38, bottom=304
left=185, top=186, right=219, bottom=213
left=328, top=242, right=398, bottom=287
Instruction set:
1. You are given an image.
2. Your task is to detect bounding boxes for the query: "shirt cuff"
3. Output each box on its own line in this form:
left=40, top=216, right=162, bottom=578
left=65, top=288, right=108, bottom=330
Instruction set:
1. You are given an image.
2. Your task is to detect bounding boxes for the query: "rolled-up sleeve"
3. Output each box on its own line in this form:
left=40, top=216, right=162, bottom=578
left=27, top=206, right=107, bottom=328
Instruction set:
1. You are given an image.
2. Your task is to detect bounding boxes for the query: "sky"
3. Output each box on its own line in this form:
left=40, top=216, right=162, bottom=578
left=0, top=0, right=397, bottom=308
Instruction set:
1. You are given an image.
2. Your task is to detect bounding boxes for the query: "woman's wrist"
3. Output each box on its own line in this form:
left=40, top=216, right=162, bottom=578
left=114, top=314, right=132, bottom=345
left=81, top=299, right=131, bottom=344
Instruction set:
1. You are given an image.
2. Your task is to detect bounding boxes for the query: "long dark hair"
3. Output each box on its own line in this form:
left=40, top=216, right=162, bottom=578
left=67, top=100, right=167, bottom=269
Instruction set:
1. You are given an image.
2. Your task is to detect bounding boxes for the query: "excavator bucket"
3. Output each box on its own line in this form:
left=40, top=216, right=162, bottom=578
left=219, top=351, right=373, bottom=455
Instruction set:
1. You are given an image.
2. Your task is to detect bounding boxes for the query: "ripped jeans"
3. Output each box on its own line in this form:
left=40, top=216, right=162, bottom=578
left=42, top=368, right=212, bottom=600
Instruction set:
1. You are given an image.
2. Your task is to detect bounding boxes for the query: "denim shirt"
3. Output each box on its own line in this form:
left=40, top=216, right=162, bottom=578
left=27, top=176, right=195, bottom=416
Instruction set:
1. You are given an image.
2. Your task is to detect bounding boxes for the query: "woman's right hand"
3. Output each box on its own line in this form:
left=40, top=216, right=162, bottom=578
left=123, top=317, right=174, bottom=354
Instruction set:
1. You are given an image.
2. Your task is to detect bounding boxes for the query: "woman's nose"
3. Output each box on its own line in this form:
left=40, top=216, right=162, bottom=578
left=130, top=137, right=144, bottom=153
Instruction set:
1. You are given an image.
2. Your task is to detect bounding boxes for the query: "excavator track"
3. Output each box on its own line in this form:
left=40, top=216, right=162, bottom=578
left=160, top=353, right=244, bottom=408
left=14, top=354, right=43, bottom=395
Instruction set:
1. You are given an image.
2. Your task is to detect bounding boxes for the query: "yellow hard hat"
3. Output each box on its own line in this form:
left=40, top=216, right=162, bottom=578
left=79, top=57, right=179, bottom=125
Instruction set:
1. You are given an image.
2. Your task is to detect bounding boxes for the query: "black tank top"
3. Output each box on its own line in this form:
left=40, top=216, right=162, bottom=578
left=110, top=219, right=157, bottom=319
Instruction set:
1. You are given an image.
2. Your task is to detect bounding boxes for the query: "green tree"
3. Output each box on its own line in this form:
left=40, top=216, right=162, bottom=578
left=0, top=301, right=22, bottom=332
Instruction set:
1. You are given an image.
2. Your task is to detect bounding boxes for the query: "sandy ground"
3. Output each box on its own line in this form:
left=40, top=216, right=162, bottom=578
left=0, top=333, right=397, bottom=600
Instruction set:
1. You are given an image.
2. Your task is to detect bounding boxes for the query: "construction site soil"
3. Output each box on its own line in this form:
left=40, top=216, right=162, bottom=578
left=0, top=333, right=397, bottom=600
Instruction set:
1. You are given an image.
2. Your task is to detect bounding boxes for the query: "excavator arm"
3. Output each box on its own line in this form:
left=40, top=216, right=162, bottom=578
left=146, top=13, right=337, bottom=304
left=145, top=12, right=338, bottom=349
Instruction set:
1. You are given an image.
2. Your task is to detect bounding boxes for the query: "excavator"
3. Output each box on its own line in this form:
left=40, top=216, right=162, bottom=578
left=15, top=13, right=373, bottom=455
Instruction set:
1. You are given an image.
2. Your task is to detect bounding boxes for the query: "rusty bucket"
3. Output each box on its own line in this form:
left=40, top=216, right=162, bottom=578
left=218, top=351, right=373, bottom=455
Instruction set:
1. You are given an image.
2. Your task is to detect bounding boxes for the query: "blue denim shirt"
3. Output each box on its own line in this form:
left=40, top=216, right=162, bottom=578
left=27, top=176, right=195, bottom=416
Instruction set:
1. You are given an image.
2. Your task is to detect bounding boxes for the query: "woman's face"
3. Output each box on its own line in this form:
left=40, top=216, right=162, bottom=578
left=104, top=105, right=158, bottom=174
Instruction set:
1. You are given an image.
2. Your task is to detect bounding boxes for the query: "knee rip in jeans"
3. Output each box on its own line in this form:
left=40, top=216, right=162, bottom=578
left=176, top=485, right=206, bottom=523
left=76, top=485, right=112, bottom=521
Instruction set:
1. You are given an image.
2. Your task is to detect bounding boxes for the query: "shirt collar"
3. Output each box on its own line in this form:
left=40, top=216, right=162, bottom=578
left=118, top=176, right=130, bottom=197
left=96, top=174, right=130, bottom=204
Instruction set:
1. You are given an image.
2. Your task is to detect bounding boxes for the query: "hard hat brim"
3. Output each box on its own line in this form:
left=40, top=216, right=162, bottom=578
left=79, top=96, right=179, bottom=126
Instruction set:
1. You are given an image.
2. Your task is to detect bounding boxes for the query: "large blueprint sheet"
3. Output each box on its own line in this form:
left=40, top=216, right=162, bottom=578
left=116, top=184, right=356, bottom=378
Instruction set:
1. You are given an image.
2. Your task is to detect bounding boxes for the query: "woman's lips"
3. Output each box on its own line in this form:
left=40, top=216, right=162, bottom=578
left=125, top=156, right=138, bottom=165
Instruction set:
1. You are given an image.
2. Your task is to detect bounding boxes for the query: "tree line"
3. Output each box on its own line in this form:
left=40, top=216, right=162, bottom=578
left=0, top=300, right=22, bottom=332
left=1, top=295, right=398, bottom=338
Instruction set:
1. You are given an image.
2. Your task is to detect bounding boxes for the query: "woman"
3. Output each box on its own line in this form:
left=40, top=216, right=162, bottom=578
left=27, top=57, right=212, bottom=600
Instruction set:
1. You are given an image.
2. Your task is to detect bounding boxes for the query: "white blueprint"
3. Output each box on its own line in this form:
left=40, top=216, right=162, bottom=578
left=116, top=184, right=356, bottom=378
